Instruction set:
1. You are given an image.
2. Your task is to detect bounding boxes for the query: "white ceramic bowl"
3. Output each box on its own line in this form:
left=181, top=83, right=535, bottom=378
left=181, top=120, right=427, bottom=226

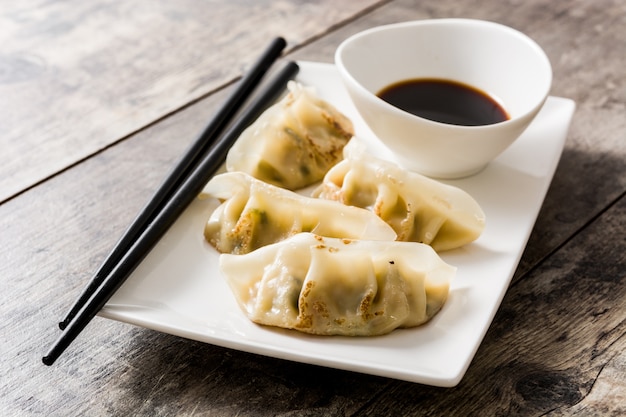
left=335, top=19, right=552, bottom=178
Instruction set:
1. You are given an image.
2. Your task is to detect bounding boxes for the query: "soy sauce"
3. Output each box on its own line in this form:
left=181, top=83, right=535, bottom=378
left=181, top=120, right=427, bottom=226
left=377, top=79, right=509, bottom=126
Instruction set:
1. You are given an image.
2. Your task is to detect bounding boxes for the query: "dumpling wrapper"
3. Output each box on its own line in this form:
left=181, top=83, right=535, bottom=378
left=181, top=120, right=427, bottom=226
left=220, top=233, right=454, bottom=336
left=226, top=81, right=354, bottom=190
left=312, top=141, right=486, bottom=251
left=202, top=172, right=396, bottom=254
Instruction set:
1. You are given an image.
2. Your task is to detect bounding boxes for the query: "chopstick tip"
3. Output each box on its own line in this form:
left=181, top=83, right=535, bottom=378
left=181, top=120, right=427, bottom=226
left=275, top=36, right=287, bottom=47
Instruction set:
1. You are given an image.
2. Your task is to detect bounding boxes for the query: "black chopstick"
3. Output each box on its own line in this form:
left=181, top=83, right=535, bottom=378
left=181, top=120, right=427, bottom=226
left=42, top=60, right=300, bottom=366
left=57, top=37, right=287, bottom=331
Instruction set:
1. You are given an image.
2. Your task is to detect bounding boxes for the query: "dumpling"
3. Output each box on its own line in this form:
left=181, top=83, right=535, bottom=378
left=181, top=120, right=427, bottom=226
left=312, top=141, right=486, bottom=251
left=202, top=172, right=396, bottom=254
left=220, top=233, right=454, bottom=336
left=226, top=81, right=354, bottom=190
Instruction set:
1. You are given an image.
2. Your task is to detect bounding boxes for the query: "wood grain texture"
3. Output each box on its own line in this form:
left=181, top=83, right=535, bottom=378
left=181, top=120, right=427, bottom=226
left=0, top=0, right=380, bottom=203
left=1, top=0, right=624, bottom=415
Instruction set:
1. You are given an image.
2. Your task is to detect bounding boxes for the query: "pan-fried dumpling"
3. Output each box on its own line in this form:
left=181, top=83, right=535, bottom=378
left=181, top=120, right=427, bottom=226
left=220, top=233, right=453, bottom=336
left=226, top=81, right=354, bottom=190
left=312, top=141, right=486, bottom=251
left=202, top=172, right=396, bottom=254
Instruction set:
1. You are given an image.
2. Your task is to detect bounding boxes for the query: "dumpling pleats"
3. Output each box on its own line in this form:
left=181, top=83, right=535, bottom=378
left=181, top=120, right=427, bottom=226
left=202, top=172, right=396, bottom=254
left=220, top=233, right=454, bottom=336
left=313, top=141, right=486, bottom=251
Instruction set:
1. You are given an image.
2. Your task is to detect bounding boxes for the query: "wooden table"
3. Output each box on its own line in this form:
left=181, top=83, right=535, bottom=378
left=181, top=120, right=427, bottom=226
left=2, top=0, right=624, bottom=415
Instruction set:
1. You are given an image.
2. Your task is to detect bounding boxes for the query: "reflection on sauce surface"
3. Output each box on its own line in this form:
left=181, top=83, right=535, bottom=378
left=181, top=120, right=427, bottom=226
left=377, top=79, right=509, bottom=126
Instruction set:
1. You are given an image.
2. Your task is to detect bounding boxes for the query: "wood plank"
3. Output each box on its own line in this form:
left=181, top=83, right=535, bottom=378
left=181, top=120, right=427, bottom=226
left=1, top=0, right=625, bottom=415
left=0, top=0, right=382, bottom=202
left=514, top=0, right=626, bottom=277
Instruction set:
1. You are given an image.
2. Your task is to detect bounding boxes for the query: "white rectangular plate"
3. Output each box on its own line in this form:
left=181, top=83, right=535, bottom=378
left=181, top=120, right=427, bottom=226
left=101, top=61, right=575, bottom=387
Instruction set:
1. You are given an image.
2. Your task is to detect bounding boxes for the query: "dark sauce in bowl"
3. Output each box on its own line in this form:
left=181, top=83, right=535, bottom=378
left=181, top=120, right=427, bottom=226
left=377, top=79, right=509, bottom=126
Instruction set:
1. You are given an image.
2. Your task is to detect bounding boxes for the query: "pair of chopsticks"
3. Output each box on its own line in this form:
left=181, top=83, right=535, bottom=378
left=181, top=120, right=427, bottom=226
left=43, top=37, right=299, bottom=366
